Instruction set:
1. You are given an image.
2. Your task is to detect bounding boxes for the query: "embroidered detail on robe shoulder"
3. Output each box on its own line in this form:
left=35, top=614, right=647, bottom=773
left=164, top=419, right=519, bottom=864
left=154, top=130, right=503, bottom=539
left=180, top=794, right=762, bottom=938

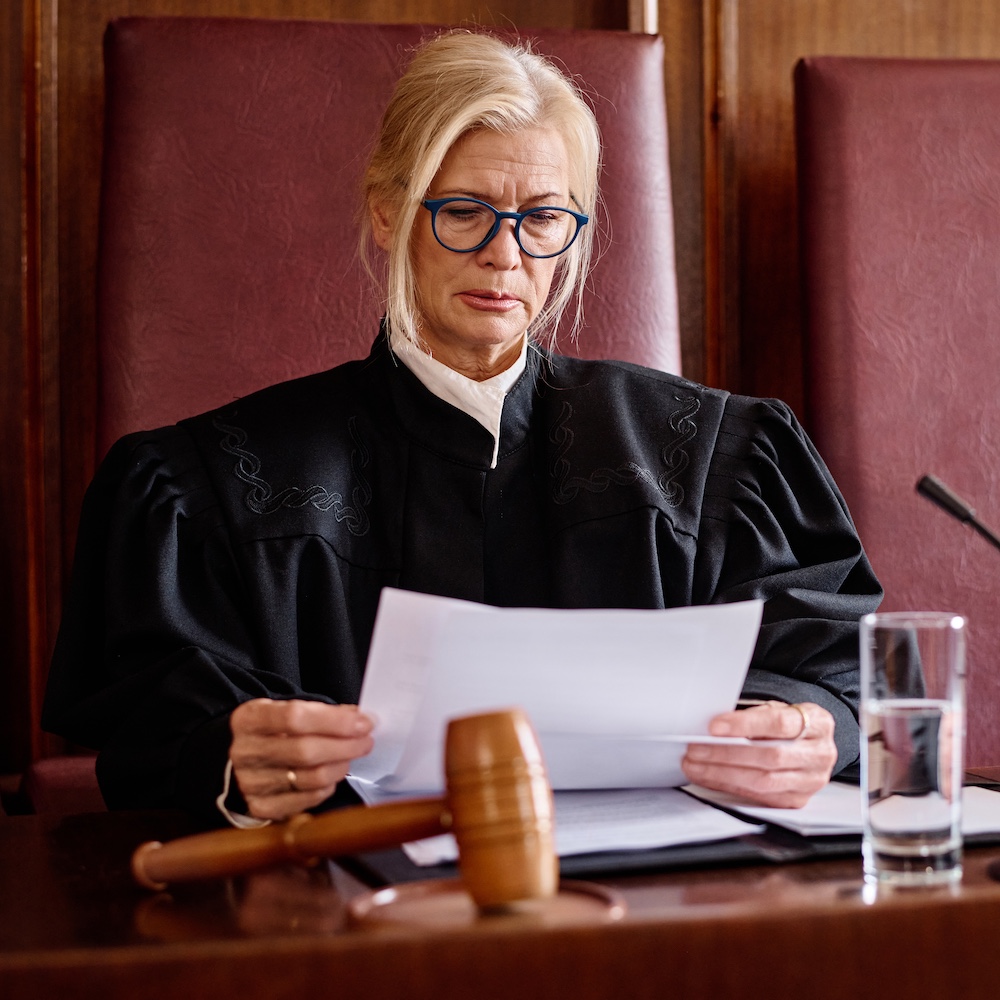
left=657, top=394, right=700, bottom=505
left=549, top=394, right=699, bottom=508
left=213, top=417, right=372, bottom=535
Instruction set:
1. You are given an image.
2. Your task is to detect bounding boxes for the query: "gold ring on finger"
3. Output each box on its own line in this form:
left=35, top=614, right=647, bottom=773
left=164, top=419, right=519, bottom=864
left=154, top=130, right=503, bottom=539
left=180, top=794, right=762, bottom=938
left=790, top=703, right=811, bottom=740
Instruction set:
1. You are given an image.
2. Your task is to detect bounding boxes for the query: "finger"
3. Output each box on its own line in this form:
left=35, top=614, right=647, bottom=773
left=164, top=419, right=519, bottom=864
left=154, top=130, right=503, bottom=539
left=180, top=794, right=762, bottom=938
left=682, top=737, right=838, bottom=808
left=680, top=761, right=821, bottom=809
left=709, top=702, right=833, bottom=741
left=230, top=736, right=375, bottom=800
left=682, top=740, right=837, bottom=784
left=235, top=762, right=343, bottom=797
left=684, top=739, right=806, bottom=770
left=686, top=715, right=837, bottom=769
left=231, top=729, right=375, bottom=770
left=233, top=699, right=374, bottom=739
left=235, top=754, right=364, bottom=821
left=680, top=753, right=833, bottom=808
left=235, top=757, right=357, bottom=799
left=244, top=785, right=340, bottom=821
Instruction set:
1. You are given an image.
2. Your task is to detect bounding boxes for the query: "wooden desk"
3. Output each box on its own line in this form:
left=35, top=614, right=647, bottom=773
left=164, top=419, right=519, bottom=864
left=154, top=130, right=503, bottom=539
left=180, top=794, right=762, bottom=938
left=3, top=808, right=1000, bottom=1000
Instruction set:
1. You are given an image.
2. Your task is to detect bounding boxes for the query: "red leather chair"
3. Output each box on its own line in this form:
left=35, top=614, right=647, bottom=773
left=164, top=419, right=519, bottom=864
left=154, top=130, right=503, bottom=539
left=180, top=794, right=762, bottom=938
left=18, top=756, right=107, bottom=815
left=29, top=18, right=680, bottom=811
left=796, top=56, right=1000, bottom=767
left=95, top=17, right=680, bottom=455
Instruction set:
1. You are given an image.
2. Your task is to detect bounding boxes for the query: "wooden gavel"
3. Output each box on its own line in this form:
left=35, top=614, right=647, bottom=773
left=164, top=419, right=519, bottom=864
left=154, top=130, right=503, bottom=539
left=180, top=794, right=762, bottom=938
left=132, top=708, right=558, bottom=910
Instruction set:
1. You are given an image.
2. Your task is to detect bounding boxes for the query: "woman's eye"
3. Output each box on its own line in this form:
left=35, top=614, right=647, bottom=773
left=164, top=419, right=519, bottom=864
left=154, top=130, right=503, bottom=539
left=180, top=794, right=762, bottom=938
left=443, top=203, right=489, bottom=220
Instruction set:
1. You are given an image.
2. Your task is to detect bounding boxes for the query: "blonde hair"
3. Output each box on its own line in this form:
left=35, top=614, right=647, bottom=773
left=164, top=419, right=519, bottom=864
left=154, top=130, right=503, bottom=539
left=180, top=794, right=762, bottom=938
left=360, top=30, right=601, bottom=351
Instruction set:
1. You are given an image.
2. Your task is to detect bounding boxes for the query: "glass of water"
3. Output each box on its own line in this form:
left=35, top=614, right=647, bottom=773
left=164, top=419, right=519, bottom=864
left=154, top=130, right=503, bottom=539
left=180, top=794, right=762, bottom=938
left=860, top=611, right=966, bottom=885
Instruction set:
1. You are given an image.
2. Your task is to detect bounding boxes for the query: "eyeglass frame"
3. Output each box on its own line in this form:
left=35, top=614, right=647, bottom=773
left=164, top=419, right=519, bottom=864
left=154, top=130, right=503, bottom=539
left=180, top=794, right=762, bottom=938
left=420, top=197, right=590, bottom=259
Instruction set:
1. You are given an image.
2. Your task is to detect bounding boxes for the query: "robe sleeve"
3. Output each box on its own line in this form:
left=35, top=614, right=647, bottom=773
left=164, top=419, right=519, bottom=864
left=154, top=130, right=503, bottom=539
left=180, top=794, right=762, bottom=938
left=694, top=396, right=883, bottom=776
left=41, top=428, right=333, bottom=821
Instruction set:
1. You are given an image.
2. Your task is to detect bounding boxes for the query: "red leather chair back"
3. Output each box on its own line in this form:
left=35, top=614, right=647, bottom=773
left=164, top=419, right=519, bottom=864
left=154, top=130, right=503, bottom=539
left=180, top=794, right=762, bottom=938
left=796, top=56, right=1000, bottom=766
left=97, top=18, right=680, bottom=456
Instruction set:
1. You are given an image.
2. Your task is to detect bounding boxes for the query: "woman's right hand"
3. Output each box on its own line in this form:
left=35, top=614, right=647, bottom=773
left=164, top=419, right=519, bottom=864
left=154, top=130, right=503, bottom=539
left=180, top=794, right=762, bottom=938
left=229, top=698, right=375, bottom=821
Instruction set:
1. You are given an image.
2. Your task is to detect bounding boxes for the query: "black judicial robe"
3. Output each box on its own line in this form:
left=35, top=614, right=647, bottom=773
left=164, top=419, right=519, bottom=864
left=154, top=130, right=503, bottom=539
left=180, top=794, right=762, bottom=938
left=43, top=332, right=882, bottom=818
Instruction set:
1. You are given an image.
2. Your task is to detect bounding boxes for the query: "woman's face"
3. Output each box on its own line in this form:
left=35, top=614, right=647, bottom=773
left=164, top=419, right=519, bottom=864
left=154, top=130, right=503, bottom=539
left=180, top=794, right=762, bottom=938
left=379, top=126, right=570, bottom=380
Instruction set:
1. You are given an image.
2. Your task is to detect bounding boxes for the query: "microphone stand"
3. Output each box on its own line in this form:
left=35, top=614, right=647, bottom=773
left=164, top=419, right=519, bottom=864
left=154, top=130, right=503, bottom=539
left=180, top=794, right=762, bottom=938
left=916, top=474, right=1000, bottom=884
left=916, top=475, right=1000, bottom=552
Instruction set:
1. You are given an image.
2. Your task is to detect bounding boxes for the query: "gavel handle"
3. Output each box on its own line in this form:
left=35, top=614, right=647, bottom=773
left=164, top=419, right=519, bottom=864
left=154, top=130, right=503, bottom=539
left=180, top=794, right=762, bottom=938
left=132, top=796, right=448, bottom=890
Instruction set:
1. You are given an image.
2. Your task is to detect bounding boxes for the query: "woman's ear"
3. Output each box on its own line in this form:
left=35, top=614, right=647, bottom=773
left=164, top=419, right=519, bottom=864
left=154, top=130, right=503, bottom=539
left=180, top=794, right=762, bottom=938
left=370, top=200, right=395, bottom=251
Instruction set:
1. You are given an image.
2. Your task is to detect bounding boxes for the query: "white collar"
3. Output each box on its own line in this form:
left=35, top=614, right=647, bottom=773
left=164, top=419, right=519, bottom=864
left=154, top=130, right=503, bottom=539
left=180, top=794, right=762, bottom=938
left=389, top=327, right=528, bottom=469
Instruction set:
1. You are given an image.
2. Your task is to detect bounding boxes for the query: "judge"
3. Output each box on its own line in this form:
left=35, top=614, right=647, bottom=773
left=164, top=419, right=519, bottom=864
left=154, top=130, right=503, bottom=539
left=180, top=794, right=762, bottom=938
left=43, top=30, right=881, bottom=825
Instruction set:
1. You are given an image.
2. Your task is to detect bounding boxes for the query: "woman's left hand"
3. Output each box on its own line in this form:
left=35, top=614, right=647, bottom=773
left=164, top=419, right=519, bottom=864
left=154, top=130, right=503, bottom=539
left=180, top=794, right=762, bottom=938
left=680, top=701, right=838, bottom=808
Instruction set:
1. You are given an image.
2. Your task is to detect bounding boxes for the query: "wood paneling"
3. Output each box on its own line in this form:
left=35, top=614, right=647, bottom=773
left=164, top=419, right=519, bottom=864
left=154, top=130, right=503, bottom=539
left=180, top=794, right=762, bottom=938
left=1, top=0, right=31, bottom=770
left=660, top=0, right=706, bottom=383
left=710, top=0, right=1000, bottom=409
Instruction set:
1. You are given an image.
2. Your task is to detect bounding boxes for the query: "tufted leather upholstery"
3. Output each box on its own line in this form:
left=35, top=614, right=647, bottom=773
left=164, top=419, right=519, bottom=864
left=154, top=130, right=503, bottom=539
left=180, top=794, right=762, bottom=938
left=796, top=56, right=1000, bottom=767
left=96, top=17, right=680, bottom=457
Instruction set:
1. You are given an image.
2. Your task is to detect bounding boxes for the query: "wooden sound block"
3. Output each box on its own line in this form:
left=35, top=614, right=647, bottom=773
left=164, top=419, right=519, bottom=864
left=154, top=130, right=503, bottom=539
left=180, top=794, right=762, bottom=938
left=347, top=879, right=626, bottom=930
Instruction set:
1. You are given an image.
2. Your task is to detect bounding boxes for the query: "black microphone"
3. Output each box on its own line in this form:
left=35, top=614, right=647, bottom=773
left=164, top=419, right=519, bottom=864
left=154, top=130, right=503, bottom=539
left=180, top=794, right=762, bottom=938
left=918, top=473, right=1000, bottom=886
left=916, top=474, right=1000, bottom=552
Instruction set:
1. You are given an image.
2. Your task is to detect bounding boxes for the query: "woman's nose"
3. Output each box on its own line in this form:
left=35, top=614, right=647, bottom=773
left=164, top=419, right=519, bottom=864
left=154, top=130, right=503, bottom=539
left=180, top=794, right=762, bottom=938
left=476, top=219, right=522, bottom=268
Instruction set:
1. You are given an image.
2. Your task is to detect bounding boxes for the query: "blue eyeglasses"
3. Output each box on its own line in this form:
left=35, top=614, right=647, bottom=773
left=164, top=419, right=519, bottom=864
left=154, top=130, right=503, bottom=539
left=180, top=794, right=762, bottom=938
left=421, top=197, right=589, bottom=259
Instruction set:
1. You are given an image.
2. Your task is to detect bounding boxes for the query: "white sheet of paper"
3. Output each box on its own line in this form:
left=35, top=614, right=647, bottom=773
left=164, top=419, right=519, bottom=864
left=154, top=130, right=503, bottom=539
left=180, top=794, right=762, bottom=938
left=594, top=734, right=794, bottom=745
left=350, top=589, right=764, bottom=795
left=396, top=787, right=766, bottom=867
left=684, top=781, right=1000, bottom=837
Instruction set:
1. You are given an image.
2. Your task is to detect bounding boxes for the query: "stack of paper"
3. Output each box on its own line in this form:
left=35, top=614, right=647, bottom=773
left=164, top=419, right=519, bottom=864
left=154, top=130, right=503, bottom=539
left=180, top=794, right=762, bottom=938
left=402, top=788, right=765, bottom=866
left=346, top=588, right=1000, bottom=867
left=684, top=781, right=1000, bottom=838
left=347, top=588, right=768, bottom=865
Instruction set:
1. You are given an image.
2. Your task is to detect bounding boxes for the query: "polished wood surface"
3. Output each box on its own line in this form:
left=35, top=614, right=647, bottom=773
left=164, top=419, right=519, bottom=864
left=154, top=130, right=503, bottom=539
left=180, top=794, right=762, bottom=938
left=3, top=807, right=1000, bottom=1000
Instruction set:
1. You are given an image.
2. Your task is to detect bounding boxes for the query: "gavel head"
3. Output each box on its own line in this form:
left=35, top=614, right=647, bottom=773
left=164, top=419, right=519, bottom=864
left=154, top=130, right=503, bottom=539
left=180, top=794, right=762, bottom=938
left=443, top=708, right=558, bottom=911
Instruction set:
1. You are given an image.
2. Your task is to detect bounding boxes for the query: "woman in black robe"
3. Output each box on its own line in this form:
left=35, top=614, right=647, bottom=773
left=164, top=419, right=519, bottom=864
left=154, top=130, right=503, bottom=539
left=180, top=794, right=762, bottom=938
left=43, top=30, right=881, bottom=824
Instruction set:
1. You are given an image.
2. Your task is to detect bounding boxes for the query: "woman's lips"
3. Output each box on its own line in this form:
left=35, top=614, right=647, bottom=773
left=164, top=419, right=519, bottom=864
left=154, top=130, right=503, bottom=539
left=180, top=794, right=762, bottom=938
left=457, top=290, right=521, bottom=312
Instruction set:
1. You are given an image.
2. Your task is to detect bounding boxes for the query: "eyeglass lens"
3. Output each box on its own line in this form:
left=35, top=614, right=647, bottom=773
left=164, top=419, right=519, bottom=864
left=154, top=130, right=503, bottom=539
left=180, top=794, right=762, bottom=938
left=432, top=200, right=578, bottom=256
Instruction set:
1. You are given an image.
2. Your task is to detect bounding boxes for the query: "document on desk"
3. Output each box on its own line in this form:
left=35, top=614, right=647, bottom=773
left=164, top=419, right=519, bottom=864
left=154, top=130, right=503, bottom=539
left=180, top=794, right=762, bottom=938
left=685, top=781, right=1000, bottom=838
left=350, top=588, right=764, bottom=796
left=346, top=589, right=767, bottom=863
left=401, top=787, right=766, bottom=866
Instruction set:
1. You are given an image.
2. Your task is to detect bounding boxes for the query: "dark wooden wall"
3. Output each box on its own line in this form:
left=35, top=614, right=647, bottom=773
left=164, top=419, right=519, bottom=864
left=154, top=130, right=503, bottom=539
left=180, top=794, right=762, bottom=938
left=4, top=0, right=1000, bottom=772
left=712, top=0, right=1000, bottom=407
left=2, top=1, right=34, bottom=771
